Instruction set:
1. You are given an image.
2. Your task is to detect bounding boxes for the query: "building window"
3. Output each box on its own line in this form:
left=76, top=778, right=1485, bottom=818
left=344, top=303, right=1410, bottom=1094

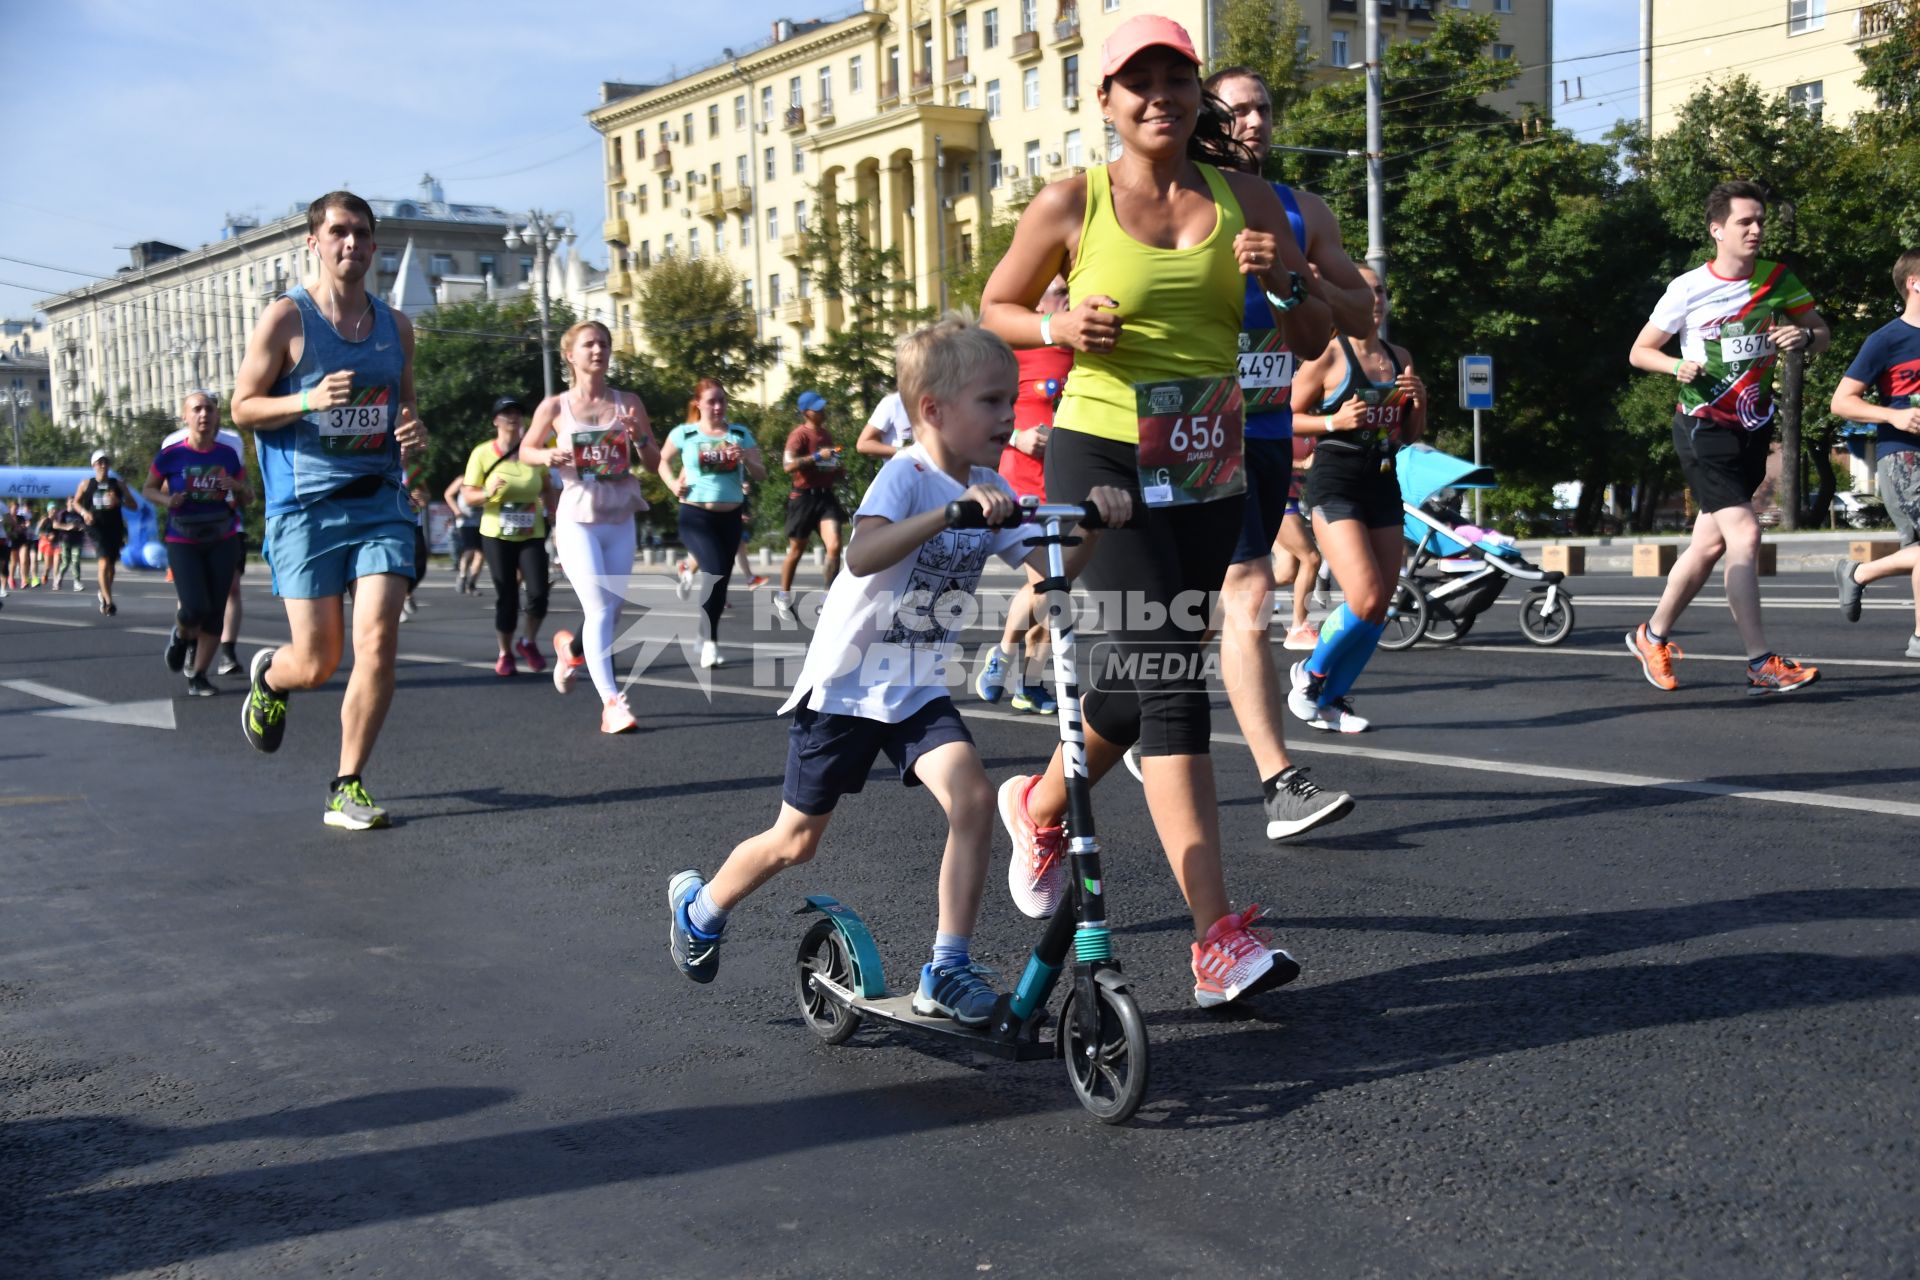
left=768, top=207, right=780, bottom=241
left=1065, top=128, right=1083, bottom=167
left=710, top=161, right=722, bottom=187
left=769, top=273, right=782, bottom=305
left=987, top=78, right=1002, bottom=118
left=957, top=88, right=972, bottom=108
left=960, top=231, right=974, bottom=262
left=1788, top=0, right=1825, bottom=34
left=784, top=76, right=799, bottom=110
left=988, top=149, right=1003, bottom=186
left=688, top=228, right=701, bottom=259
left=1020, top=0, right=1037, bottom=34
left=705, top=104, right=718, bottom=137
left=634, top=129, right=646, bottom=156
left=520, top=256, right=534, bottom=276
left=887, top=46, right=901, bottom=91
left=819, top=66, right=832, bottom=108
left=734, top=94, right=747, bottom=128
left=742, top=279, right=754, bottom=312
left=953, top=15, right=969, bottom=57
left=1492, top=42, right=1513, bottom=60
left=637, top=185, right=649, bottom=213
left=1788, top=80, right=1825, bottom=119
left=984, top=9, right=1000, bottom=48
left=793, top=143, right=805, bottom=173
left=682, top=112, right=693, bottom=142
left=737, top=155, right=749, bottom=187
left=1024, top=67, right=1040, bottom=110
left=429, top=254, right=453, bottom=276
left=1063, top=54, right=1079, bottom=100
left=761, top=86, right=773, bottom=121
left=795, top=200, right=809, bottom=232
left=379, top=251, right=398, bottom=274
left=798, top=269, right=812, bottom=299
left=1331, top=30, right=1349, bottom=67
left=1104, top=0, right=1119, bottom=10
left=478, top=254, right=496, bottom=279
left=715, top=222, right=726, bottom=253
left=663, top=234, right=675, bottom=259
left=1494, top=0, right=1511, bottom=10
left=1298, top=24, right=1312, bottom=52
left=920, top=27, right=934, bottom=79
left=765, top=146, right=777, bottom=179
left=772, top=336, right=785, bottom=364
left=1025, top=140, right=1041, bottom=176
left=659, top=122, right=670, bottom=151
left=738, top=213, right=751, bottom=244
left=850, top=54, right=863, bottom=92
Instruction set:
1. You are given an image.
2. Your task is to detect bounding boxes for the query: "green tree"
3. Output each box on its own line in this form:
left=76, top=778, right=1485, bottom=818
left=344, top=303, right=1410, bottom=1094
left=411, top=295, right=569, bottom=494
left=946, top=188, right=1038, bottom=313
left=634, top=254, right=775, bottom=389
left=1211, top=0, right=1313, bottom=124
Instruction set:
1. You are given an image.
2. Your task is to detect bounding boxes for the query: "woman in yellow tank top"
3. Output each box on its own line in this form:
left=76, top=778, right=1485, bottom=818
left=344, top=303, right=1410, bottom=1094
left=980, top=15, right=1339, bottom=1011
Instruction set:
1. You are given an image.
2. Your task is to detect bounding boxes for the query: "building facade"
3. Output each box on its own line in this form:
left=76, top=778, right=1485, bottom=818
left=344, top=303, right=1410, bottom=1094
left=2, top=318, right=50, bottom=360
left=589, top=0, right=1549, bottom=403
left=35, top=180, right=529, bottom=432
left=1647, top=0, right=1900, bottom=135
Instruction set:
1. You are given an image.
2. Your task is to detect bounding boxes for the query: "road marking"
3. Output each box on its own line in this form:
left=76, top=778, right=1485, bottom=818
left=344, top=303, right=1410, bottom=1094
left=0, top=678, right=177, bottom=730
left=0, top=794, right=83, bottom=807
left=0, top=612, right=93, bottom=628
left=1, top=678, right=104, bottom=707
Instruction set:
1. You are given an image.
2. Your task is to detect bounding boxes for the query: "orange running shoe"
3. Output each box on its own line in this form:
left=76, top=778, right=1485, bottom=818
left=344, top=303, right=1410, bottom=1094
left=1746, top=654, right=1819, bottom=697
left=1624, top=623, right=1682, bottom=691
left=601, top=693, right=638, bottom=733
left=551, top=629, right=585, bottom=694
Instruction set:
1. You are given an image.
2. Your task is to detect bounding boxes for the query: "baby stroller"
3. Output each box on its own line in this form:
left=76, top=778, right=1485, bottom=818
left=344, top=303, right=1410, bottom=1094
left=1377, top=444, right=1576, bottom=651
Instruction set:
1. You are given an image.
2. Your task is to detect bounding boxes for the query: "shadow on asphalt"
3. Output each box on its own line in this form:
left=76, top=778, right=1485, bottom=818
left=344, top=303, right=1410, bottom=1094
left=1, top=1079, right=1058, bottom=1277
left=1114, top=888, right=1920, bottom=1125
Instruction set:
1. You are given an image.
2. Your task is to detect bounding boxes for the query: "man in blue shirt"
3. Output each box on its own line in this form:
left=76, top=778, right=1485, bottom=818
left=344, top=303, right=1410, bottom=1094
left=1831, top=249, right=1920, bottom=658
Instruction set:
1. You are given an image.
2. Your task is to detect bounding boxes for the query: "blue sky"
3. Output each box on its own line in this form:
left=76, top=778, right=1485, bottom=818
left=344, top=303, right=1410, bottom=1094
left=0, top=0, right=1626, bottom=321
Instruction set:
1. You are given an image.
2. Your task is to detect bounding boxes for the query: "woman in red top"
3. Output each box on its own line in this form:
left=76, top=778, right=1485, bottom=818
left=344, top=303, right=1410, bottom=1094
left=977, top=276, right=1072, bottom=714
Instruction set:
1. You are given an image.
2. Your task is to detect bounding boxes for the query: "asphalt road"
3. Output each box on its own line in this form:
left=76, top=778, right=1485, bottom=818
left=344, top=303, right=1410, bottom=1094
left=2, top=556, right=1916, bottom=1278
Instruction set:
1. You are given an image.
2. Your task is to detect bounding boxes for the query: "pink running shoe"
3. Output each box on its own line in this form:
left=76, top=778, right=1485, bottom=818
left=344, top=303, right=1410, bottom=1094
left=999, top=774, right=1066, bottom=918
left=514, top=637, right=547, bottom=673
left=1191, top=905, right=1300, bottom=1009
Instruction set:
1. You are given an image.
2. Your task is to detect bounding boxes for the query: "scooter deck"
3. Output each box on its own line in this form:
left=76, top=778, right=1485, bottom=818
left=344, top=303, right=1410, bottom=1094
left=807, top=972, right=1055, bottom=1062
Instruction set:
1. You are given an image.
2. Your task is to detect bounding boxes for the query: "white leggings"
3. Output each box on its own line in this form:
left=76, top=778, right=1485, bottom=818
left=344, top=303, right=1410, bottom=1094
left=554, top=517, right=636, bottom=702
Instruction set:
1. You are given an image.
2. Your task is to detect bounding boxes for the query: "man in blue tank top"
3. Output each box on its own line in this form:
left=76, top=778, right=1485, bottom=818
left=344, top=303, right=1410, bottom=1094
left=231, top=190, right=430, bottom=831
left=1202, top=66, right=1375, bottom=842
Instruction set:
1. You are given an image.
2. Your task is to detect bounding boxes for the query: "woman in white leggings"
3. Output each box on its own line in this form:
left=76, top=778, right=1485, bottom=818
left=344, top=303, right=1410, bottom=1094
left=519, top=321, right=660, bottom=733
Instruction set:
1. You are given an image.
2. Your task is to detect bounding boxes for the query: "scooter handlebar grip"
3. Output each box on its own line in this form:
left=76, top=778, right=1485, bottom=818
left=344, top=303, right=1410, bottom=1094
left=944, top=499, right=992, bottom=529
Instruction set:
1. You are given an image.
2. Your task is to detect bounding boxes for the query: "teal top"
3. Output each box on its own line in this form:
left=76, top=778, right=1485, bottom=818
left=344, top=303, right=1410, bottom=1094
left=670, top=422, right=756, bottom=504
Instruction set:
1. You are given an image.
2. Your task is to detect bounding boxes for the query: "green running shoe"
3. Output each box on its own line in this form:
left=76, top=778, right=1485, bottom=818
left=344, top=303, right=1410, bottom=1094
left=324, top=778, right=389, bottom=831
left=242, top=647, right=287, bottom=753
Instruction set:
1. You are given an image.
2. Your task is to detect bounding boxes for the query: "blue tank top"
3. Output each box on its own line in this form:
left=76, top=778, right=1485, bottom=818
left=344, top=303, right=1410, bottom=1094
left=670, top=422, right=757, bottom=504
left=1241, top=183, right=1309, bottom=442
left=261, top=284, right=406, bottom=515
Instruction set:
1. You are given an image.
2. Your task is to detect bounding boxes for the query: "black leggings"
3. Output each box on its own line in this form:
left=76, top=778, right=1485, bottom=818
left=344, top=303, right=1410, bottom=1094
left=679, top=503, right=744, bottom=642
left=481, top=535, right=550, bottom=634
left=413, top=525, right=430, bottom=585
left=166, top=537, right=242, bottom=635
left=1044, top=429, right=1245, bottom=757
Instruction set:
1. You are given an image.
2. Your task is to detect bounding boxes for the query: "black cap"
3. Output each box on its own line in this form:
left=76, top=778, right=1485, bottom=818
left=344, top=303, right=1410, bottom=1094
left=491, top=395, right=527, bottom=417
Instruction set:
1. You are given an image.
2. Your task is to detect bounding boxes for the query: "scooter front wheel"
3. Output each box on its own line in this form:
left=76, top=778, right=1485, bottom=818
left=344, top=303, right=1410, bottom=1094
left=1519, top=592, right=1576, bottom=646
left=1061, top=982, right=1149, bottom=1124
left=796, top=919, right=863, bottom=1045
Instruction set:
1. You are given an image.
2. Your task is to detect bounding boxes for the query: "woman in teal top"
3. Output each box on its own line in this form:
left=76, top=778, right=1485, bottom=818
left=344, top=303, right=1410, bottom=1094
left=658, top=377, right=767, bottom=668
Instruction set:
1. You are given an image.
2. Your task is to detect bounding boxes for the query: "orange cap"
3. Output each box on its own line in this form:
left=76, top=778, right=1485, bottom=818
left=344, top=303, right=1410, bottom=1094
left=1099, top=14, right=1201, bottom=77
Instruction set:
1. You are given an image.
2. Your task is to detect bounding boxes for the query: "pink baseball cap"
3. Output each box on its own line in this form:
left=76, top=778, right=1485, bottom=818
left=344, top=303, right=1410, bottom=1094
left=1100, top=14, right=1201, bottom=77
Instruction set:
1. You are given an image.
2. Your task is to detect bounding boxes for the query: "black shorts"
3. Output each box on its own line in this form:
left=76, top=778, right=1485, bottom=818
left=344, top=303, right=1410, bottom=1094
left=1305, top=441, right=1402, bottom=529
left=89, top=519, right=126, bottom=560
left=1674, top=415, right=1772, bottom=514
left=456, top=525, right=483, bottom=555
left=1230, top=437, right=1296, bottom=565
left=784, top=488, right=847, bottom=542
left=782, top=696, right=973, bottom=816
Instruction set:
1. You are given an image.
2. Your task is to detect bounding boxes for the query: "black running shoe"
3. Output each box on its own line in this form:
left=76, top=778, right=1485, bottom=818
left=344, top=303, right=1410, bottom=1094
left=242, top=647, right=287, bottom=753
left=163, top=627, right=190, bottom=672
left=185, top=672, right=217, bottom=697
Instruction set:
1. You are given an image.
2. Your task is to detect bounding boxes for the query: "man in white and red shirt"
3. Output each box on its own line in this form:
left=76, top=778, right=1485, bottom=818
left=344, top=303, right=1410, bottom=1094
left=1625, top=180, right=1830, bottom=698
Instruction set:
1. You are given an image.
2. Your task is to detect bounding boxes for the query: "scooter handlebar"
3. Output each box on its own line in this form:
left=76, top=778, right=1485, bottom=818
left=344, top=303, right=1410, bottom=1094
left=943, top=498, right=1140, bottom=531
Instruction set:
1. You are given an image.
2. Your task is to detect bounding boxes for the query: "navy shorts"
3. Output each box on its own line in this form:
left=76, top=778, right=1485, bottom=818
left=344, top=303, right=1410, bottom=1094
left=1230, top=437, right=1296, bottom=565
left=782, top=695, right=974, bottom=816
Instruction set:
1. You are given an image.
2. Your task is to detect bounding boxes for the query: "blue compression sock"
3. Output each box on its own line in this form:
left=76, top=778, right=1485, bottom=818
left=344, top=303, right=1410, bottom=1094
left=688, top=885, right=729, bottom=938
left=1323, top=617, right=1386, bottom=700
left=1305, top=603, right=1361, bottom=678
left=931, top=932, right=971, bottom=970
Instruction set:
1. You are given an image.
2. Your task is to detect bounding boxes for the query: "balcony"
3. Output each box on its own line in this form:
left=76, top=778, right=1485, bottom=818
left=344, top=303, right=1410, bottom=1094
left=1009, top=174, right=1046, bottom=203
left=815, top=97, right=836, bottom=125
left=606, top=164, right=625, bottom=185
left=722, top=184, right=753, bottom=214
left=1053, top=15, right=1082, bottom=49
left=784, top=105, right=806, bottom=132
left=1013, top=30, right=1042, bottom=62
left=1854, top=2, right=1900, bottom=41
left=911, top=68, right=934, bottom=99
left=652, top=149, right=673, bottom=173
left=1046, top=165, right=1085, bottom=185
left=879, top=78, right=901, bottom=107
left=778, top=232, right=808, bottom=261
left=945, top=55, right=969, bottom=83
left=605, top=264, right=633, bottom=295
left=700, top=188, right=729, bottom=220
left=776, top=297, right=814, bottom=327
left=1405, top=0, right=1435, bottom=20
left=602, top=216, right=630, bottom=245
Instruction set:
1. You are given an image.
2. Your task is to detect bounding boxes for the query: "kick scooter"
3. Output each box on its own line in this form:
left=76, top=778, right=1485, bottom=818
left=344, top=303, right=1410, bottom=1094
left=793, top=498, right=1149, bottom=1124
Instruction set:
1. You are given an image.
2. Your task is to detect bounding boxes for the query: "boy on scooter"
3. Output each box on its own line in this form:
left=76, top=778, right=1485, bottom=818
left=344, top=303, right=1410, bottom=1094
left=668, top=314, right=1130, bottom=1025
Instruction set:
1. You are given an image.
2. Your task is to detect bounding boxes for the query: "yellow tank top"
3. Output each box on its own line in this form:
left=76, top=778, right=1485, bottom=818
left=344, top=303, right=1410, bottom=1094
left=1057, top=163, right=1248, bottom=445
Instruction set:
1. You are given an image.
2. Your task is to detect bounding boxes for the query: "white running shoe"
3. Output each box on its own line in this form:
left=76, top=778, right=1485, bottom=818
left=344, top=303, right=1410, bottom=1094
left=676, top=560, right=695, bottom=600
left=1286, top=660, right=1323, bottom=724
left=699, top=640, right=725, bottom=668
left=999, top=775, right=1066, bottom=919
left=772, top=591, right=795, bottom=622
left=1308, top=696, right=1370, bottom=734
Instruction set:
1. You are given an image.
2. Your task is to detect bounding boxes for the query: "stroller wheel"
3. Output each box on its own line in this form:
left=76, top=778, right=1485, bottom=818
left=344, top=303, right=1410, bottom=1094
left=1377, top=576, right=1428, bottom=653
left=1519, top=592, right=1576, bottom=646
left=1421, top=608, right=1475, bottom=644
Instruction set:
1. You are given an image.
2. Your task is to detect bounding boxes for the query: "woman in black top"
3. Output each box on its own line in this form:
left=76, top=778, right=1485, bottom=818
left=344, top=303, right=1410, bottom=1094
left=74, top=450, right=133, bottom=615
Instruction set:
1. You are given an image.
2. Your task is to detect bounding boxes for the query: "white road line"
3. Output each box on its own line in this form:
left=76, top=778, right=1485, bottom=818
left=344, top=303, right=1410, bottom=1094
left=0, top=678, right=105, bottom=708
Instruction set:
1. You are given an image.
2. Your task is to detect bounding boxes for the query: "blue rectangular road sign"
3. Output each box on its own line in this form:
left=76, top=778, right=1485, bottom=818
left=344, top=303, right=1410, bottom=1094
left=1458, top=355, right=1495, bottom=411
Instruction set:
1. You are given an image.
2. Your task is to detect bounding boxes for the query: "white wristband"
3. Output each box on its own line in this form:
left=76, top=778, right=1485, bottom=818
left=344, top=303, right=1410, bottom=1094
left=1039, top=312, right=1054, bottom=347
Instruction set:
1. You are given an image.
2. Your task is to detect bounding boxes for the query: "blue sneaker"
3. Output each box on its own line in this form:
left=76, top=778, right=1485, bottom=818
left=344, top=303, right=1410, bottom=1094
left=1008, top=682, right=1056, bottom=715
left=911, top=960, right=1000, bottom=1027
left=668, top=869, right=722, bottom=983
left=974, top=646, right=1010, bottom=703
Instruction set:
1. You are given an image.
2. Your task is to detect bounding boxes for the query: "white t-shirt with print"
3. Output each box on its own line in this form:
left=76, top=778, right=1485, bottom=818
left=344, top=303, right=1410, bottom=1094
left=780, top=444, right=1030, bottom=723
left=866, top=392, right=914, bottom=448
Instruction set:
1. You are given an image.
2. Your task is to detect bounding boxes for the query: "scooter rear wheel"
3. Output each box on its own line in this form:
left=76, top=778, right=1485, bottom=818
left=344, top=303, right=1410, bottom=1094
left=1376, top=576, right=1428, bottom=653
left=1062, top=982, right=1149, bottom=1124
left=796, top=919, right=863, bottom=1045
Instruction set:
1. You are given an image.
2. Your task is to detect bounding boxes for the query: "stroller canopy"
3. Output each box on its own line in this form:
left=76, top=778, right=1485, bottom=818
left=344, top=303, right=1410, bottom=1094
left=1397, top=443, right=1496, bottom=506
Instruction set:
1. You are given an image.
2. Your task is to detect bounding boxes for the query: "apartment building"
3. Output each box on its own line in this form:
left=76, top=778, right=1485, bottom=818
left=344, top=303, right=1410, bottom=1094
left=1647, top=0, right=1901, bottom=134
left=36, top=180, right=521, bottom=431
left=589, top=0, right=1548, bottom=402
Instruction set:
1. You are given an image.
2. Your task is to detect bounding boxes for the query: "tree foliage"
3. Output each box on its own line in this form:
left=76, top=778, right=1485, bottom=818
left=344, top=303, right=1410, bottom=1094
left=1211, top=0, right=1313, bottom=122
left=634, top=253, right=775, bottom=390
left=411, top=296, right=570, bottom=494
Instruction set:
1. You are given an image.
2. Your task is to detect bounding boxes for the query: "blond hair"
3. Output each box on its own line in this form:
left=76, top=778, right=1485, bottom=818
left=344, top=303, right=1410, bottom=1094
left=561, top=319, right=612, bottom=365
left=894, top=309, right=1018, bottom=429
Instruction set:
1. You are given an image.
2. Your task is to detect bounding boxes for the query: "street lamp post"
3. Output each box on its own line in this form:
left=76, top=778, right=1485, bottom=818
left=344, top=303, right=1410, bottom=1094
left=503, top=211, right=577, bottom=399
left=7, top=387, right=31, bottom=466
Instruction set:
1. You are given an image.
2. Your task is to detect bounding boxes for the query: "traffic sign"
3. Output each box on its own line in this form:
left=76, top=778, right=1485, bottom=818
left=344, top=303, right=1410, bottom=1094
left=1458, top=355, right=1494, bottom=411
